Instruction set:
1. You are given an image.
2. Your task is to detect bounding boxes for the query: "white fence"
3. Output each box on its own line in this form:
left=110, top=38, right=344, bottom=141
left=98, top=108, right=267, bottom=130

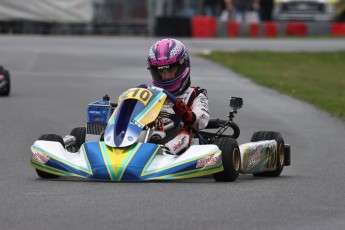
left=0, top=0, right=93, bottom=23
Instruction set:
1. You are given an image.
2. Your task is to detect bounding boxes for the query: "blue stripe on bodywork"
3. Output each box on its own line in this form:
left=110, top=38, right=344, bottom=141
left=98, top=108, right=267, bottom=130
left=99, top=142, right=142, bottom=181
left=120, top=143, right=160, bottom=181
left=83, top=142, right=112, bottom=180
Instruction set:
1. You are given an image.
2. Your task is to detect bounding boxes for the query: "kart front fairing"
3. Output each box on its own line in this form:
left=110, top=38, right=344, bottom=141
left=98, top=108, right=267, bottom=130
left=104, top=87, right=167, bottom=147
left=31, top=140, right=222, bottom=181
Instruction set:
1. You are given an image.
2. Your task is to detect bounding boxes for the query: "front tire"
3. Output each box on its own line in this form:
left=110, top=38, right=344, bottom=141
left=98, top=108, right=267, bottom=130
left=213, top=137, right=241, bottom=182
left=35, top=134, right=65, bottom=178
left=250, top=131, right=285, bottom=177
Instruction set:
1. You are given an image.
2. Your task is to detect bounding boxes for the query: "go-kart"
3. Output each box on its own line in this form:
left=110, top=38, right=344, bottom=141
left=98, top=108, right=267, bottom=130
left=0, top=66, right=10, bottom=96
left=30, top=84, right=291, bottom=182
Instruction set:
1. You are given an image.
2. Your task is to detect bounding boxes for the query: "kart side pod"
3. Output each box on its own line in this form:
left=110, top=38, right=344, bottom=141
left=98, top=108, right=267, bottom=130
left=240, top=140, right=290, bottom=174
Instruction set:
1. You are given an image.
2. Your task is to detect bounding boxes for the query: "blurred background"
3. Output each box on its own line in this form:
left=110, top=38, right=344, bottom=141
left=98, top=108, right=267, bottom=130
left=0, top=0, right=344, bottom=37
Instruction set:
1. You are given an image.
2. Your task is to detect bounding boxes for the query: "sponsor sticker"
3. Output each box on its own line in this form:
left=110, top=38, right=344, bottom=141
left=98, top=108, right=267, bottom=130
left=31, top=152, right=50, bottom=164
left=92, top=117, right=104, bottom=122
left=248, top=150, right=261, bottom=169
left=131, top=119, right=144, bottom=129
left=87, top=106, right=111, bottom=123
left=196, top=155, right=220, bottom=168
left=157, top=65, right=170, bottom=69
left=89, top=110, right=101, bottom=114
left=150, top=111, right=156, bottom=118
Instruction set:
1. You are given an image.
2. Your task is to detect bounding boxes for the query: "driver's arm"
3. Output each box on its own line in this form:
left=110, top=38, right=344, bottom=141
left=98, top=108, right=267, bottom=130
left=190, top=92, right=209, bottom=130
left=173, top=90, right=209, bottom=130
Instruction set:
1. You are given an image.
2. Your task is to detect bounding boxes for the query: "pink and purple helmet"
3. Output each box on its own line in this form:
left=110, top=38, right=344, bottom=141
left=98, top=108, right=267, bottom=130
left=147, top=38, right=190, bottom=95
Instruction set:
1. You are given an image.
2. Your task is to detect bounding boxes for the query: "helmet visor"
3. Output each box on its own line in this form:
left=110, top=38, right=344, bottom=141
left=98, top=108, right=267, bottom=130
left=149, top=57, right=189, bottom=79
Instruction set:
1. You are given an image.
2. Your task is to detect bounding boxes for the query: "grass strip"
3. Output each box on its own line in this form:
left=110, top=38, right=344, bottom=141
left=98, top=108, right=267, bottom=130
left=200, top=51, right=345, bottom=120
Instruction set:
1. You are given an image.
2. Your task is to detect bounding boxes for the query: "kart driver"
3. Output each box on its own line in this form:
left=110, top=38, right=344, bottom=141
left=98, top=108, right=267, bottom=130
left=147, top=38, right=209, bottom=155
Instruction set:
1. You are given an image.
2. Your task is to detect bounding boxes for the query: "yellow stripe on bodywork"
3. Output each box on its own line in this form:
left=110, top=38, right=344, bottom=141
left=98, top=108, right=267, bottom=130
left=141, top=151, right=222, bottom=177
left=100, top=142, right=142, bottom=181
left=30, top=145, right=93, bottom=175
left=30, top=160, right=86, bottom=178
left=136, top=93, right=166, bottom=126
left=149, top=164, right=224, bottom=180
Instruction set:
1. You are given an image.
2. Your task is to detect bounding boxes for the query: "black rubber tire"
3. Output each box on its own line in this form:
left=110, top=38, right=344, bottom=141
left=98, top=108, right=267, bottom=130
left=35, top=134, right=65, bottom=178
left=212, top=137, right=241, bottom=182
left=70, top=127, right=86, bottom=148
left=0, top=69, right=10, bottom=96
left=229, top=122, right=240, bottom=139
left=250, top=131, right=285, bottom=177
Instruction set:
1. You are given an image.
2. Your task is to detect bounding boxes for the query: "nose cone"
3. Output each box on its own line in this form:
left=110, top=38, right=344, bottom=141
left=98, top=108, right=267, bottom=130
left=104, top=122, right=142, bottom=147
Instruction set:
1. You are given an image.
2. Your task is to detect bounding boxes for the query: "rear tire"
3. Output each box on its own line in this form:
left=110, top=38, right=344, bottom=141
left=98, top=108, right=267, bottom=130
left=70, top=127, right=86, bottom=148
left=213, top=137, right=241, bottom=182
left=35, top=134, right=65, bottom=178
left=250, top=131, right=285, bottom=177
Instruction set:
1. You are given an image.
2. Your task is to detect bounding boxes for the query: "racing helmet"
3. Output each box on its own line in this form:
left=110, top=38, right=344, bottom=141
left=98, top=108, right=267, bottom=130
left=147, top=38, right=190, bottom=95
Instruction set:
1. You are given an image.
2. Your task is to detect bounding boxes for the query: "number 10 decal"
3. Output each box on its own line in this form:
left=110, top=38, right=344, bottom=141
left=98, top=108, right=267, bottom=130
left=121, top=88, right=153, bottom=105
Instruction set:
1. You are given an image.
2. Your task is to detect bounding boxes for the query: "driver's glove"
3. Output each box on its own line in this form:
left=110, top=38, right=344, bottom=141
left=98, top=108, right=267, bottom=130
left=173, top=98, right=196, bottom=125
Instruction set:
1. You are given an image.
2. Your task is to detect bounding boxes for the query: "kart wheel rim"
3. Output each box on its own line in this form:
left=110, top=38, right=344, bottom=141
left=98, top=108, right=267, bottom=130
left=279, top=143, right=284, bottom=166
left=233, top=148, right=240, bottom=171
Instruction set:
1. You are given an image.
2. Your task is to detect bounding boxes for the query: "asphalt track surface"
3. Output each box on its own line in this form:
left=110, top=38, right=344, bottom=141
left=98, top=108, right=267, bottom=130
left=0, top=36, right=345, bottom=230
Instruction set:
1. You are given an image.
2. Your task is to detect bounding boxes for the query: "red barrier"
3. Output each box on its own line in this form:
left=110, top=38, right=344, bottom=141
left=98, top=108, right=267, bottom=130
left=249, top=23, right=259, bottom=37
left=331, top=23, right=345, bottom=36
left=264, top=22, right=277, bottom=37
left=286, top=22, right=307, bottom=36
left=227, top=21, right=239, bottom=37
left=193, top=20, right=341, bottom=38
left=192, top=16, right=217, bottom=38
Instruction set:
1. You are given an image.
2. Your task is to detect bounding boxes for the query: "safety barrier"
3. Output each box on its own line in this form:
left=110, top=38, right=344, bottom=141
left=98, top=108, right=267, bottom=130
left=286, top=22, right=307, bottom=36
left=191, top=16, right=345, bottom=38
left=249, top=23, right=259, bottom=37
left=264, top=22, right=278, bottom=37
left=191, top=16, right=217, bottom=38
left=331, top=23, right=345, bottom=36
left=227, top=21, right=240, bottom=37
